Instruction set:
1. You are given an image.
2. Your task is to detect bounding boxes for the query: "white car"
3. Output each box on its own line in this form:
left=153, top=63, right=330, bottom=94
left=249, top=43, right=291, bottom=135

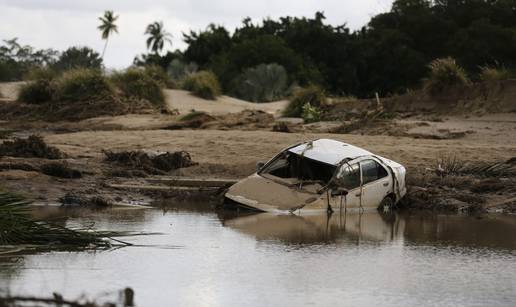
left=224, top=139, right=407, bottom=213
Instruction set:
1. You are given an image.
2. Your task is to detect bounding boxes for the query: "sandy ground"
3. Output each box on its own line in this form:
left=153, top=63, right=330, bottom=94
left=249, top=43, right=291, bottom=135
left=44, top=127, right=516, bottom=178
left=0, top=81, right=22, bottom=101
left=1, top=81, right=515, bottom=212
left=165, top=89, right=288, bottom=117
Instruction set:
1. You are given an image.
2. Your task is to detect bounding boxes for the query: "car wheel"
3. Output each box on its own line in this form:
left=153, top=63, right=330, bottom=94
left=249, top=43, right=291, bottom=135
left=379, top=196, right=394, bottom=212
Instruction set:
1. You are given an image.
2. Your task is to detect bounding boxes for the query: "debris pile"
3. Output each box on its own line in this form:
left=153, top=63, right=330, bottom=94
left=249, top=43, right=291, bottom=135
left=0, top=135, right=63, bottom=159
left=103, top=150, right=197, bottom=175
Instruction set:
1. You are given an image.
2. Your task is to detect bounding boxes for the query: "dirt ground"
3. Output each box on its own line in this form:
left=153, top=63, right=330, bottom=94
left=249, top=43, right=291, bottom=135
left=1, top=82, right=515, bottom=213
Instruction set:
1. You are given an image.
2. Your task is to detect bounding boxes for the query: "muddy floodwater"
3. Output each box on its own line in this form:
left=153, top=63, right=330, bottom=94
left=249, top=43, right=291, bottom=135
left=1, top=204, right=515, bottom=306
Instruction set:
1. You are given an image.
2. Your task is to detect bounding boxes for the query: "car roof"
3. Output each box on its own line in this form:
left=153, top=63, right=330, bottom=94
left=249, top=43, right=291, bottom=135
left=288, top=139, right=373, bottom=165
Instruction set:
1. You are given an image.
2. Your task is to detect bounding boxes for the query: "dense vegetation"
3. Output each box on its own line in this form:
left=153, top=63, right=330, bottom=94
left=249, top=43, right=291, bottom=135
left=178, top=0, right=516, bottom=98
left=2, top=0, right=516, bottom=100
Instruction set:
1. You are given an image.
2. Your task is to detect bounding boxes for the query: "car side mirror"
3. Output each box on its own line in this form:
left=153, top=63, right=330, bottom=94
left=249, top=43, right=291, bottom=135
left=331, top=189, right=348, bottom=197
left=256, top=161, right=265, bottom=172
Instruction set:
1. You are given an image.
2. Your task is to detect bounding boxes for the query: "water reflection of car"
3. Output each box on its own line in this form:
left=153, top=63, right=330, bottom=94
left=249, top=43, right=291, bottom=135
left=224, top=139, right=407, bottom=213
left=219, top=211, right=405, bottom=243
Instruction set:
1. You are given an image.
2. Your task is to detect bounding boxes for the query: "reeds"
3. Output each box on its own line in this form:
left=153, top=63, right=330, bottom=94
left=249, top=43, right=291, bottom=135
left=0, top=191, right=120, bottom=249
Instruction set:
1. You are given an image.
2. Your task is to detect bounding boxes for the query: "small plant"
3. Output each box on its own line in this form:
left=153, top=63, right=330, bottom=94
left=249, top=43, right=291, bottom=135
left=479, top=66, right=511, bottom=81
left=53, top=68, right=114, bottom=101
left=167, top=59, right=198, bottom=80
left=182, top=71, right=221, bottom=100
left=424, top=57, right=469, bottom=95
left=231, top=63, right=288, bottom=102
left=301, top=102, right=322, bottom=123
left=111, top=68, right=165, bottom=107
left=17, top=79, right=54, bottom=104
left=283, top=85, right=326, bottom=117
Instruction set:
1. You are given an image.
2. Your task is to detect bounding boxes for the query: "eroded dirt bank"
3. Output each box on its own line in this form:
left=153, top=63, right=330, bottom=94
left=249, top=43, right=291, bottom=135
left=0, top=127, right=514, bottom=213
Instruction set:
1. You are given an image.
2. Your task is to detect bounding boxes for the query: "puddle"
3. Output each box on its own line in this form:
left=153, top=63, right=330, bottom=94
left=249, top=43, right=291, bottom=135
left=1, top=204, right=515, bottom=306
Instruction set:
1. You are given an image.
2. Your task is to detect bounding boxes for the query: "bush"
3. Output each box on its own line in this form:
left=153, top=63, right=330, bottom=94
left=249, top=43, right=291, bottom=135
left=143, top=65, right=174, bottom=88
left=53, top=68, right=114, bottom=102
left=283, top=85, right=326, bottom=117
left=231, top=63, right=288, bottom=102
left=424, top=57, right=469, bottom=95
left=167, top=59, right=198, bottom=80
left=23, top=67, right=57, bottom=81
left=302, top=103, right=322, bottom=123
left=18, top=79, right=54, bottom=104
left=479, top=66, right=511, bottom=81
left=111, top=68, right=165, bottom=107
left=182, top=71, right=221, bottom=100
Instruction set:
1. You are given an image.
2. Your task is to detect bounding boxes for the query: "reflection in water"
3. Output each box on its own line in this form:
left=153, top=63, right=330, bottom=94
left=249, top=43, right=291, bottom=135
left=0, top=205, right=515, bottom=306
left=219, top=210, right=516, bottom=249
left=219, top=211, right=405, bottom=244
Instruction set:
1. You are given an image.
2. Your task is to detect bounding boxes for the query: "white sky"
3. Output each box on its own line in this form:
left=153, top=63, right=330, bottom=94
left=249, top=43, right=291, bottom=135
left=0, top=0, right=394, bottom=68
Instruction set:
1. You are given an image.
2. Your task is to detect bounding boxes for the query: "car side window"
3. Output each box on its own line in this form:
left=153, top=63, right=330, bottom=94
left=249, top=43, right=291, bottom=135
left=361, top=160, right=388, bottom=185
left=337, top=163, right=361, bottom=190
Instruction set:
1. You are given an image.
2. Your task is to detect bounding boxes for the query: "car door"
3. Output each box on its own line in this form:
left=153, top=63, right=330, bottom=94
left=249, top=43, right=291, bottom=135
left=331, top=162, right=361, bottom=209
left=359, top=159, right=392, bottom=208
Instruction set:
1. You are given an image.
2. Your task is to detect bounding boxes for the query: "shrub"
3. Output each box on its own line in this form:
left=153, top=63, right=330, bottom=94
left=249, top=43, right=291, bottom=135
left=23, top=66, right=57, bottom=81
left=302, top=103, right=322, bottom=123
left=53, top=68, right=114, bottom=102
left=283, top=85, right=326, bottom=117
left=167, top=59, right=198, bottom=80
left=424, top=57, right=469, bottom=95
left=479, top=66, right=511, bottom=81
left=18, top=79, right=54, bottom=104
left=143, top=65, right=174, bottom=88
left=111, top=68, right=165, bottom=107
left=182, top=71, right=221, bottom=100
left=231, top=63, right=288, bottom=102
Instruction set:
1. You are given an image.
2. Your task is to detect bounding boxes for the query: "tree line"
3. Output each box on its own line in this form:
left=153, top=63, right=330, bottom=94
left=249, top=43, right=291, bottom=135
left=2, top=0, right=516, bottom=98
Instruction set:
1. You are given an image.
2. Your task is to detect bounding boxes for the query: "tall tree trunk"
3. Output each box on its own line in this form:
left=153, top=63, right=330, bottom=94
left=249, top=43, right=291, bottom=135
left=101, top=38, right=109, bottom=59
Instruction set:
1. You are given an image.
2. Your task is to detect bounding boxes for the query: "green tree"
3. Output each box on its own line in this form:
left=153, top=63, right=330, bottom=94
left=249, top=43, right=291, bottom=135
left=145, top=21, right=172, bottom=55
left=97, top=10, right=119, bottom=59
left=53, top=46, right=103, bottom=72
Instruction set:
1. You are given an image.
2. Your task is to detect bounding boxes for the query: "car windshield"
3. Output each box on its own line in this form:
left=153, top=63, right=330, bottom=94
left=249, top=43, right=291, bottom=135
left=259, top=151, right=337, bottom=191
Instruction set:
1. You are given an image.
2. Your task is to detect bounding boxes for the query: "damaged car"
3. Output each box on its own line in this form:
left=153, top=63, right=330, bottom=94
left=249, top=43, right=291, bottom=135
left=224, top=139, right=407, bottom=213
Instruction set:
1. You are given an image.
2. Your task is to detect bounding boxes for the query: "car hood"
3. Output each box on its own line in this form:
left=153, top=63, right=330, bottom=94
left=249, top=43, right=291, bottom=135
left=225, top=174, right=321, bottom=212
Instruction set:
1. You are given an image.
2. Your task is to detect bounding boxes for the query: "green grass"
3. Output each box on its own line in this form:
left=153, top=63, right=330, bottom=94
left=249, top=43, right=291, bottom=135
left=479, top=66, right=511, bottom=81
left=424, top=57, right=469, bottom=95
left=111, top=68, right=165, bottom=107
left=53, top=68, right=115, bottom=102
left=182, top=71, right=221, bottom=100
left=283, top=85, right=326, bottom=117
left=18, top=79, right=54, bottom=104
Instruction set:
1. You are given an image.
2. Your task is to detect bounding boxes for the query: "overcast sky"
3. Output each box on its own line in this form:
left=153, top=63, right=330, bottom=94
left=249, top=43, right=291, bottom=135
left=1, top=0, right=394, bottom=68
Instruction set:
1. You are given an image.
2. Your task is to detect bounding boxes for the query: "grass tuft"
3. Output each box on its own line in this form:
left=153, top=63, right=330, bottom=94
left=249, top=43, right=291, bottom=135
left=283, top=85, right=326, bottom=117
left=111, top=68, right=165, bottom=107
left=424, top=57, right=469, bottom=95
left=182, top=71, right=221, bottom=100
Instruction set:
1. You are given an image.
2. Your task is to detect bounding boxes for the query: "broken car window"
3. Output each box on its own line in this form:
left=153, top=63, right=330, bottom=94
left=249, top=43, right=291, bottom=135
left=361, top=160, right=388, bottom=185
left=261, top=152, right=336, bottom=185
left=337, top=163, right=361, bottom=190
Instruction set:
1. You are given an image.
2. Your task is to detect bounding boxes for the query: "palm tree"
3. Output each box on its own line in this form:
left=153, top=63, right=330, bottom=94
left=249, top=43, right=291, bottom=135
left=98, top=10, right=119, bottom=59
left=145, top=21, right=172, bottom=55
